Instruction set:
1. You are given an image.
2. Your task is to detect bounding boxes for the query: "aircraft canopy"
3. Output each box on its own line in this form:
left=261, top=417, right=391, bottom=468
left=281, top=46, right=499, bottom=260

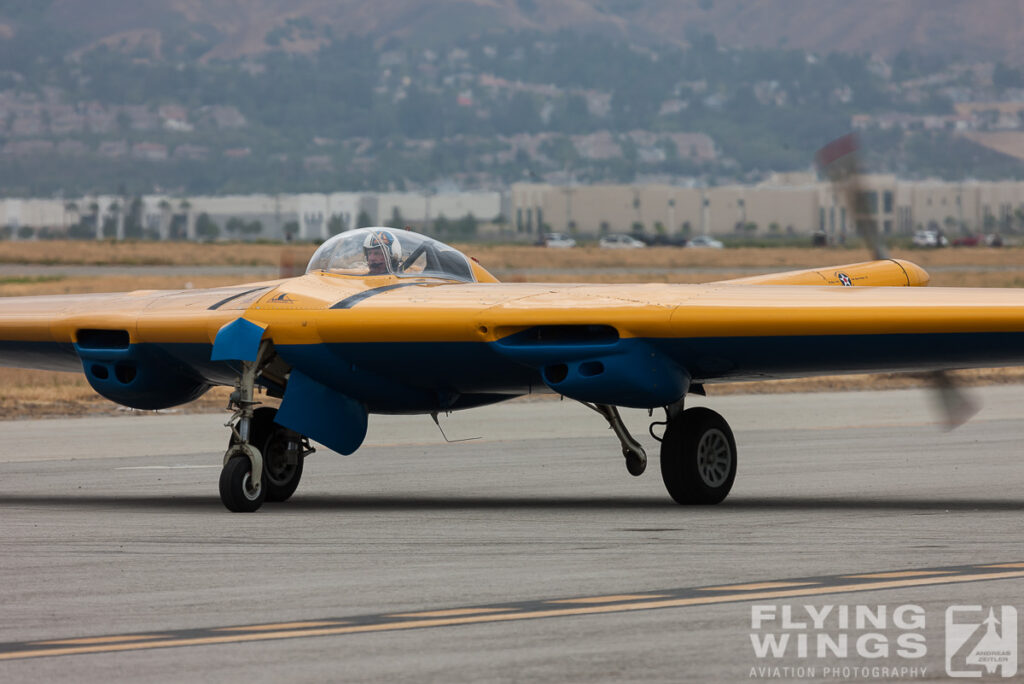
left=306, top=227, right=476, bottom=281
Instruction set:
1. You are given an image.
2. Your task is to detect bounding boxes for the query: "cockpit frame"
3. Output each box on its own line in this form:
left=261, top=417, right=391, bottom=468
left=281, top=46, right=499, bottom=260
left=306, top=227, right=476, bottom=282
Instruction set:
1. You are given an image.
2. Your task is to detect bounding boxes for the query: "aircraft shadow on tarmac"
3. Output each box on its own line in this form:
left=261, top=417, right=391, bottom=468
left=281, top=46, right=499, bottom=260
left=0, top=493, right=1020, bottom=512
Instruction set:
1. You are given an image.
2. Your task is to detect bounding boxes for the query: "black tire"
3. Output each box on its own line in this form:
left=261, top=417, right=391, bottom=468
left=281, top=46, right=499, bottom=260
left=660, top=407, right=737, bottom=505
left=219, top=455, right=266, bottom=512
left=246, top=407, right=304, bottom=503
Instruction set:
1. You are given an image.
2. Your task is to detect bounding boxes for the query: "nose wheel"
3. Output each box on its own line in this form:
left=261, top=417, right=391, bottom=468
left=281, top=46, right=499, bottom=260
left=232, top=406, right=311, bottom=502
left=220, top=447, right=265, bottom=512
left=660, top=407, right=737, bottom=505
left=217, top=342, right=313, bottom=512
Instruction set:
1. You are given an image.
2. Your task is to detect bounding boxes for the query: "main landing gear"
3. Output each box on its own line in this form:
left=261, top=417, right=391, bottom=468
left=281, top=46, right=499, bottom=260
left=590, top=400, right=738, bottom=505
left=219, top=344, right=314, bottom=512
left=659, top=406, right=736, bottom=505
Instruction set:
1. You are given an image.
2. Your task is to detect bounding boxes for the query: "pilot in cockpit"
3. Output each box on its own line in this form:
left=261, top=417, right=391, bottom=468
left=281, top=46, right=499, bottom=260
left=363, top=230, right=402, bottom=275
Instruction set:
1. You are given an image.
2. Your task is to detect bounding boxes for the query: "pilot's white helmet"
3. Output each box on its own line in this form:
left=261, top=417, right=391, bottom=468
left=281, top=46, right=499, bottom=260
left=363, top=229, right=402, bottom=262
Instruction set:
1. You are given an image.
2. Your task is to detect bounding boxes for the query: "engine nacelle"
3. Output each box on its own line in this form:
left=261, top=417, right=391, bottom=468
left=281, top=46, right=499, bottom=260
left=539, top=341, right=689, bottom=408
left=75, top=329, right=210, bottom=410
left=492, top=326, right=689, bottom=408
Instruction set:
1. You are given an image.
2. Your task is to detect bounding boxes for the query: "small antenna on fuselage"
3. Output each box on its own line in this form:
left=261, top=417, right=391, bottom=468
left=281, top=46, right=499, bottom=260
left=430, top=411, right=481, bottom=443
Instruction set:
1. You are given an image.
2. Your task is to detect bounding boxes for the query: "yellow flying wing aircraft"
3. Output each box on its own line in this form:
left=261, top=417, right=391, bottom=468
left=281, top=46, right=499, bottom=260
left=2, top=225, right=1022, bottom=512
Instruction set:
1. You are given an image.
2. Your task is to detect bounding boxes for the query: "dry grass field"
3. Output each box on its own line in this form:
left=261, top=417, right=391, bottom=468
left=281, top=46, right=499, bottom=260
left=1, top=241, right=1023, bottom=418
left=0, top=240, right=301, bottom=266
left=3, top=240, right=1024, bottom=270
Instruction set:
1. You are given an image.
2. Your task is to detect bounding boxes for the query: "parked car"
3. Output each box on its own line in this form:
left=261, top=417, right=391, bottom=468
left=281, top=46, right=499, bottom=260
left=598, top=234, right=646, bottom=249
left=542, top=232, right=576, bottom=248
left=686, top=235, right=724, bottom=249
left=643, top=234, right=688, bottom=247
left=952, top=234, right=982, bottom=247
left=912, top=230, right=948, bottom=248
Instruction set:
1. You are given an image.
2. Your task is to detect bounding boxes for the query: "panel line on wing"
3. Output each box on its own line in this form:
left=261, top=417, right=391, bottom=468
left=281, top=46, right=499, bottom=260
left=330, top=282, right=425, bottom=309
left=207, top=287, right=273, bottom=310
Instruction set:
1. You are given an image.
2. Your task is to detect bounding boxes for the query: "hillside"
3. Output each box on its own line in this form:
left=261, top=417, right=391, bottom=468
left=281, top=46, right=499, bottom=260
left=2, top=1, right=1024, bottom=196
left=4, top=0, right=1024, bottom=63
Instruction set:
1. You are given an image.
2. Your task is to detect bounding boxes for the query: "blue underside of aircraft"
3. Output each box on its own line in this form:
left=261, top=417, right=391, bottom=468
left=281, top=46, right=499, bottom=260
left=4, top=330, right=1024, bottom=417
left=5, top=330, right=1024, bottom=458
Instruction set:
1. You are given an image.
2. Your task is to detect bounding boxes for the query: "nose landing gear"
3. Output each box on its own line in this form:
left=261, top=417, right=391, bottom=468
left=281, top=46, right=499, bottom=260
left=218, top=342, right=313, bottom=512
left=234, top=406, right=313, bottom=503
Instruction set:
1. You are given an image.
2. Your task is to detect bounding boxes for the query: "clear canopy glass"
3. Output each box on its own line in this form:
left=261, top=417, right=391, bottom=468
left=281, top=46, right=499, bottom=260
left=306, top=227, right=475, bottom=282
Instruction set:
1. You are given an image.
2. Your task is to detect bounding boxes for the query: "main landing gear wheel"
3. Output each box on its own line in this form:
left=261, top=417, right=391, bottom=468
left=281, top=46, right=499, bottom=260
left=660, top=407, right=737, bottom=505
left=220, top=451, right=265, bottom=513
left=232, top=407, right=305, bottom=503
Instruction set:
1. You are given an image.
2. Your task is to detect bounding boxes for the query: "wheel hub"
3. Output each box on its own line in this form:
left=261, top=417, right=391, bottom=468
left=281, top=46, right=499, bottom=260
left=241, top=472, right=262, bottom=501
left=696, top=428, right=731, bottom=487
left=263, top=438, right=295, bottom=486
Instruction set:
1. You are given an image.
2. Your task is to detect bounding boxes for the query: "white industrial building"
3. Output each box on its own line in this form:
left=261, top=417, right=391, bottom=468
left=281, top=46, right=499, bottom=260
left=0, top=191, right=503, bottom=241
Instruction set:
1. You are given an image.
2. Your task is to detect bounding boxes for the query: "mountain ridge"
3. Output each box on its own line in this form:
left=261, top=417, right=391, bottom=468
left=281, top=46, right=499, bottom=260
left=4, top=0, right=1022, bottom=63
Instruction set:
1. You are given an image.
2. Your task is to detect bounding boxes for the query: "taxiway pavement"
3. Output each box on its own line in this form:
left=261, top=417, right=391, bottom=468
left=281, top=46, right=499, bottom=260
left=1, top=387, right=1022, bottom=682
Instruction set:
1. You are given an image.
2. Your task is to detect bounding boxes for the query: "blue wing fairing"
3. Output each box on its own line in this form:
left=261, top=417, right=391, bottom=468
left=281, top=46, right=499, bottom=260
left=75, top=341, right=211, bottom=410
left=212, top=318, right=268, bottom=362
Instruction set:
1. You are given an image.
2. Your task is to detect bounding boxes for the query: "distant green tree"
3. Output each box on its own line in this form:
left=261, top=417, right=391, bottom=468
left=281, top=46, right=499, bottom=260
left=994, top=62, right=1024, bottom=90
left=225, top=217, right=245, bottom=238
left=68, top=222, right=93, bottom=239
left=357, top=210, right=373, bottom=229
left=450, top=214, right=477, bottom=240
left=433, top=215, right=452, bottom=237
left=196, top=213, right=220, bottom=240
left=102, top=215, right=117, bottom=238
left=125, top=196, right=144, bottom=239
left=327, top=214, right=347, bottom=235
left=455, top=213, right=478, bottom=238
left=389, top=206, right=404, bottom=229
left=283, top=220, right=300, bottom=241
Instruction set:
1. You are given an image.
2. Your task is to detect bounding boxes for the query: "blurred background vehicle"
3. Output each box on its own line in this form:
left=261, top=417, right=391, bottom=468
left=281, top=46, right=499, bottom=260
left=642, top=234, right=688, bottom=247
left=598, top=234, right=646, bottom=249
left=912, top=229, right=948, bottom=248
left=686, top=235, right=724, bottom=249
left=542, top=232, right=577, bottom=248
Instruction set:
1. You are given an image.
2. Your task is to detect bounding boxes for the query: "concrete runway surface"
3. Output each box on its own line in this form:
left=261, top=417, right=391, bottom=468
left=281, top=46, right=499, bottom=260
left=1, top=387, right=1022, bottom=682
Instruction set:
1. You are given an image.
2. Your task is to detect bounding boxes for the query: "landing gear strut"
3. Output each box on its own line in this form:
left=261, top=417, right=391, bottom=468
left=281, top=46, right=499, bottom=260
left=585, top=403, right=647, bottom=476
left=220, top=342, right=267, bottom=512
